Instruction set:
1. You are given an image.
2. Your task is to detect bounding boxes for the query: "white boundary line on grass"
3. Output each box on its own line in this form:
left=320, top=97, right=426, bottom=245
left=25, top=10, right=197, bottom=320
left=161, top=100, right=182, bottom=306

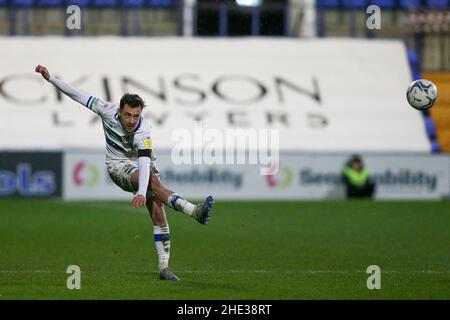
left=1, top=270, right=449, bottom=274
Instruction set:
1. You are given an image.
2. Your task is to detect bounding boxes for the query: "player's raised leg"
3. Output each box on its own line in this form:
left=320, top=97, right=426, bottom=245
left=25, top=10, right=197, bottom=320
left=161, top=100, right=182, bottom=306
left=131, top=170, right=214, bottom=225
left=152, top=174, right=214, bottom=225
left=145, top=196, right=180, bottom=281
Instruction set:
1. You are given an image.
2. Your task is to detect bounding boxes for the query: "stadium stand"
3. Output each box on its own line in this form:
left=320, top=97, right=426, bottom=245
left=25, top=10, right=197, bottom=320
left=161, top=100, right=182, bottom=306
left=425, top=72, right=450, bottom=152
left=0, top=0, right=178, bottom=35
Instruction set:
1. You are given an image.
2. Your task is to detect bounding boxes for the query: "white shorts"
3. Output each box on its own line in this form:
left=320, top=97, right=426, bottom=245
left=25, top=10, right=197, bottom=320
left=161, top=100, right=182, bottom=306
left=106, top=159, right=159, bottom=194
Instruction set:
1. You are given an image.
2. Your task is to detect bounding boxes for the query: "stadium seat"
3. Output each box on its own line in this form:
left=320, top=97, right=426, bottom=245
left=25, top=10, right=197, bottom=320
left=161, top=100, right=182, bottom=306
left=431, top=139, right=440, bottom=153
left=37, top=0, right=64, bottom=6
left=399, top=0, right=422, bottom=8
left=431, top=108, right=450, bottom=130
left=407, top=48, right=419, bottom=67
left=436, top=130, right=450, bottom=152
left=123, top=0, right=145, bottom=7
left=408, top=50, right=419, bottom=80
left=342, top=0, right=368, bottom=8
left=147, top=0, right=174, bottom=7
left=0, top=0, right=7, bottom=6
left=412, top=71, right=422, bottom=80
left=425, top=0, right=449, bottom=7
left=370, top=0, right=397, bottom=8
left=92, top=0, right=118, bottom=7
left=316, top=0, right=340, bottom=8
left=66, top=0, right=90, bottom=6
left=11, top=0, right=34, bottom=6
left=424, top=115, right=437, bottom=138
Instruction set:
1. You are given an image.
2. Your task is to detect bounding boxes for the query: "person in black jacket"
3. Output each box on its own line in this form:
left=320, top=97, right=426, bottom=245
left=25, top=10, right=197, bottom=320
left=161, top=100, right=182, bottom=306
left=342, top=155, right=376, bottom=198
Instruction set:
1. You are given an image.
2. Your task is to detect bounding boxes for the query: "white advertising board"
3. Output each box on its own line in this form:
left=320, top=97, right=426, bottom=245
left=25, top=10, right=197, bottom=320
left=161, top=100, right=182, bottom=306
left=64, top=150, right=450, bottom=200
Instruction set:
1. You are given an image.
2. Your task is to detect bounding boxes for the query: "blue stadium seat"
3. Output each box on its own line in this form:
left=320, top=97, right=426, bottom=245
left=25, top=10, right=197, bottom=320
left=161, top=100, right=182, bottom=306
left=407, top=48, right=419, bottom=67
left=147, top=0, right=173, bottom=7
left=11, top=0, right=34, bottom=6
left=412, top=71, right=421, bottom=80
left=0, top=0, right=8, bottom=6
left=316, top=0, right=340, bottom=8
left=424, top=115, right=437, bottom=138
left=37, top=0, right=64, bottom=6
left=399, top=0, right=422, bottom=8
left=431, top=139, right=440, bottom=153
left=123, top=0, right=145, bottom=7
left=370, top=0, right=397, bottom=8
left=66, top=0, right=90, bottom=7
left=425, top=0, right=449, bottom=8
left=342, top=0, right=368, bottom=8
left=92, top=0, right=118, bottom=7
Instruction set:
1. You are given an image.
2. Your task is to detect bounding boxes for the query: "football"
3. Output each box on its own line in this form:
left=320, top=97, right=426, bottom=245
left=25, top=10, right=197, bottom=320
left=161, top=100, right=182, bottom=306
left=406, top=79, right=438, bottom=110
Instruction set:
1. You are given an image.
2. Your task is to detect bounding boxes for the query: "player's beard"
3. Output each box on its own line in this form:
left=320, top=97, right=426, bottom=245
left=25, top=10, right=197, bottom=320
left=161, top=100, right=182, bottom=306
left=119, top=118, right=135, bottom=133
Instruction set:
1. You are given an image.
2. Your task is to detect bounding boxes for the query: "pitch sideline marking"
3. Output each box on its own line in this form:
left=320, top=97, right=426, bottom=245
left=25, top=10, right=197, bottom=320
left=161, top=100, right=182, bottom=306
left=1, top=270, right=449, bottom=274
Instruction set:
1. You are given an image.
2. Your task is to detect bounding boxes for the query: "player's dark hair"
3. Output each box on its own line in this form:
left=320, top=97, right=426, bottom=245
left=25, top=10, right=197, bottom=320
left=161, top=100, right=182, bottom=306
left=349, top=154, right=363, bottom=166
left=120, top=93, right=145, bottom=109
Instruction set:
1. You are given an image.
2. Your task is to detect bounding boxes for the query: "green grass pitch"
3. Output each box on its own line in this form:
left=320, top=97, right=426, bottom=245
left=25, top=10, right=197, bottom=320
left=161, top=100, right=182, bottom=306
left=0, top=200, right=449, bottom=299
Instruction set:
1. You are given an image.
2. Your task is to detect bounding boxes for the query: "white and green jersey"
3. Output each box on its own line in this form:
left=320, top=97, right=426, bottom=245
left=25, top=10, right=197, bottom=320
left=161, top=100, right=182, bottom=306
left=48, top=75, right=153, bottom=163
left=86, top=96, right=153, bottom=162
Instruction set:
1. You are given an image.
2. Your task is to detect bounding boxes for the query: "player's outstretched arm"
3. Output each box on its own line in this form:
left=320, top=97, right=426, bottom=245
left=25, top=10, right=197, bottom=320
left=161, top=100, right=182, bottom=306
left=35, top=64, right=91, bottom=107
left=35, top=65, right=50, bottom=80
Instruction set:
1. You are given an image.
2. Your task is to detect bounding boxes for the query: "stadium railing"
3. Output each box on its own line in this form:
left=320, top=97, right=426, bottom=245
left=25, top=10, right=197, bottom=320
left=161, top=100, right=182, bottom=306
left=1, top=0, right=177, bottom=35
left=1, top=1, right=449, bottom=38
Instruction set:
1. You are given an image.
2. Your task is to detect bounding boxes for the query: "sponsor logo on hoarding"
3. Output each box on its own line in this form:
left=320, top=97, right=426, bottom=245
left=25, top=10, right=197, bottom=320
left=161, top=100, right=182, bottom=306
left=159, top=168, right=242, bottom=188
left=374, top=169, right=437, bottom=191
left=0, top=163, right=56, bottom=196
left=299, top=168, right=342, bottom=186
left=299, top=168, right=438, bottom=191
left=72, top=161, right=100, bottom=187
left=266, top=164, right=293, bottom=189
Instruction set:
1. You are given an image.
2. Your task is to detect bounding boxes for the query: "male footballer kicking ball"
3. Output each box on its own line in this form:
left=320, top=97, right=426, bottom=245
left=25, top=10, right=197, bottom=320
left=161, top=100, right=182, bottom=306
left=35, top=65, right=213, bottom=281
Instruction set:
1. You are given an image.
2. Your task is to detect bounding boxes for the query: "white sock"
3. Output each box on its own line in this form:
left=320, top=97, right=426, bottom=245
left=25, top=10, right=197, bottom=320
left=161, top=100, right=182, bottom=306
left=153, top=225, right=170, bottom=271
left=167, top=193, right=196, bottom=216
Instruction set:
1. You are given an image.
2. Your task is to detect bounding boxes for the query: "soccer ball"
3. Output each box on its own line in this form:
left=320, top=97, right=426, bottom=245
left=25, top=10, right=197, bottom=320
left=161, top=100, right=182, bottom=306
left=406, top=79, right=438, bottom=111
